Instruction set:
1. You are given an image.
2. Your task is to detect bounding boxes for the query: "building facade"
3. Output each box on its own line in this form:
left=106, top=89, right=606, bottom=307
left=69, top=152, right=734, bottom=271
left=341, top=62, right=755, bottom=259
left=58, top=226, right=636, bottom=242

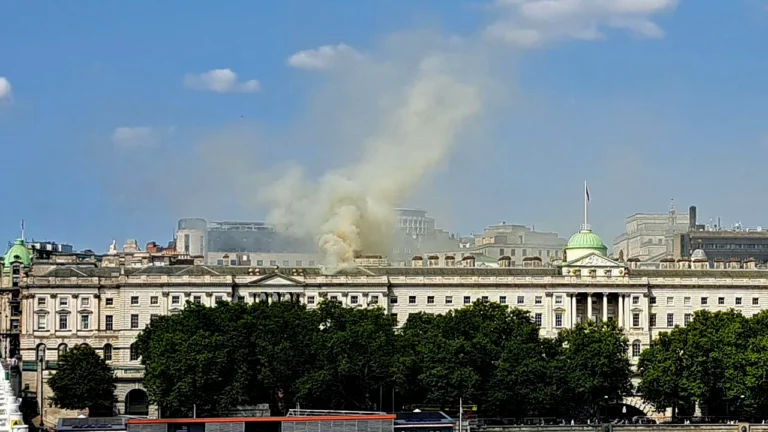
left=612, top=202, right=691, bottom=263
left=4, top=224, right=768, bottom=420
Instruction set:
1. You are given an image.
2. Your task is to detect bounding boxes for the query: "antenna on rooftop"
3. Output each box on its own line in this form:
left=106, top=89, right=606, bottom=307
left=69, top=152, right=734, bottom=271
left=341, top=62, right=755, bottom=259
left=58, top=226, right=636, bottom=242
left=20, top=220, right=25, bottom=242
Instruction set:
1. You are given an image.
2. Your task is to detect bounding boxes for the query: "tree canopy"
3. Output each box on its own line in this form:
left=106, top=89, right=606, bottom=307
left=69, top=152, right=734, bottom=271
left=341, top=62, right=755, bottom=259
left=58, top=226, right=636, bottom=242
left=47, top=345, right=116, bottom=416
left=136, top=299, right=634, bottom=419
left=639, top=309, right=768, bottom=420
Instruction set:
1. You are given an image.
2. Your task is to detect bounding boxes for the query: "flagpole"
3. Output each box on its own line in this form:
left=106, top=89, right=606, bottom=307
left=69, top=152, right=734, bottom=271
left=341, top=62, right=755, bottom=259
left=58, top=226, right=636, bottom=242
left=584, top=181, right=588, bottom=230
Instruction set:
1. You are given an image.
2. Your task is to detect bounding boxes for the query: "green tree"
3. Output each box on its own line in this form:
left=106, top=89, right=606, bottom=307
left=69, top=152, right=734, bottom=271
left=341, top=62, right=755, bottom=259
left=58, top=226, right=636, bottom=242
left=137, top=300, right=320, bottom=417
left=47, top=345, right=116, bottom=416
left=679, top=310, right=750, bottom=417
left=638, top=328, right=693, bottom=419
left=556, top=320, right=633, bottom=419
left=295, top=300, right=397, bottom=410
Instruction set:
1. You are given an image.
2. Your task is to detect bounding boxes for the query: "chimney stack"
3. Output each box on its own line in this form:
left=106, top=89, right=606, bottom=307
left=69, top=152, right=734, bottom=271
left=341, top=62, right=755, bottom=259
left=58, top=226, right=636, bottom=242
left=689, top=206, right=697, bottom=231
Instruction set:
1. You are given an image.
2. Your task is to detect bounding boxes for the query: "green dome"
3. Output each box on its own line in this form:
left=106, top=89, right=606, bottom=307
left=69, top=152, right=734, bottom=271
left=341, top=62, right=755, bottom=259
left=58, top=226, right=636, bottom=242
left=3, top=239, right=32, bottom=272
left=565, top=230, right=607, bottom=254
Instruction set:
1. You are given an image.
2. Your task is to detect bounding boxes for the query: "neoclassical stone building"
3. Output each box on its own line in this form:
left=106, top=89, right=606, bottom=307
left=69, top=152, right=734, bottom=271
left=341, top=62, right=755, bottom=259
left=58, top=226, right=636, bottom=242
left=2, top=224, right=768, bottom=419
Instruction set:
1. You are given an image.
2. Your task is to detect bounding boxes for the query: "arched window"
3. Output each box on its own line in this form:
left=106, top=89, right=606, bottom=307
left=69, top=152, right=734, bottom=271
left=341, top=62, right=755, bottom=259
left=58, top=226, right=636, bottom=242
left=36, top=344, right=46, bottom=363
left=58, top=343, right=68, bottom=359
left=130, top=343, right=140, bottom=361
left=632, top=340, right=642, bottom=358
left=103, top=344, right=113, bottom=362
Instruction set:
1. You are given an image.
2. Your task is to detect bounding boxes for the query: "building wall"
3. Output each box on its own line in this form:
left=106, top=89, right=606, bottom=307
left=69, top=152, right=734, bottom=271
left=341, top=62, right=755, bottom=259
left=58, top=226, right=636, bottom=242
left=9, top=259, right=768, bottom=420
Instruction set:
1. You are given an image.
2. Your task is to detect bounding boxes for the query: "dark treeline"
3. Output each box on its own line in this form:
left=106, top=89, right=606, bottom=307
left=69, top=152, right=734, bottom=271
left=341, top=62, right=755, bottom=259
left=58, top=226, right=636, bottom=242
left=638, top=309, right=768, bottom=421
left=135, top=300, right=633, bottom=419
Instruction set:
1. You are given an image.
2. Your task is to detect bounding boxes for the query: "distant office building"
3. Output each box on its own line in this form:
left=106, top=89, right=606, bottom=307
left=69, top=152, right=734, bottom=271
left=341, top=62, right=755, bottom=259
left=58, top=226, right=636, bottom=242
left=673, top=209, right=768, bottom=265
left=421, top=221, right=567, bottom=267
left=175, top=218, right=317, bottom=265
left=612, top=201, right=690, bottom=262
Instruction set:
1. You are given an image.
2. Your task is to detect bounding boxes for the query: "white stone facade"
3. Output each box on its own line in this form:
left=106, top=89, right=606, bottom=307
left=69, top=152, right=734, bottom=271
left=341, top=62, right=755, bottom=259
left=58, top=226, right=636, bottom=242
left=5, top=249, right=768, bottom=419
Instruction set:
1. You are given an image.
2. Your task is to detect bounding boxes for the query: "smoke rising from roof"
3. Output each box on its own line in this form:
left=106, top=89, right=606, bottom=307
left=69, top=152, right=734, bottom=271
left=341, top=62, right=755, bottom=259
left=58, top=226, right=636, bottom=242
left=259, top=55, right=482, bottom=273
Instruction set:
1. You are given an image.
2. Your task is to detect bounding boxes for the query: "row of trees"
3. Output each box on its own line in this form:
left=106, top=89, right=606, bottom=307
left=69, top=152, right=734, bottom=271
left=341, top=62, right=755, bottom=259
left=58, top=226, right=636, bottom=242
left=639, top=309, right=768, bottom=420
left=134, top=300, right=634, bottom=418
left=46, top=301, right=768, bottom=421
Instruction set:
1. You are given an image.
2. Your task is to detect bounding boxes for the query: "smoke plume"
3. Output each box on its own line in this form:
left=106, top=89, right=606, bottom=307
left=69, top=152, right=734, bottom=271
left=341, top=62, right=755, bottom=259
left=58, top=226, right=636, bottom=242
left=259, top=55, right=482, bottom=273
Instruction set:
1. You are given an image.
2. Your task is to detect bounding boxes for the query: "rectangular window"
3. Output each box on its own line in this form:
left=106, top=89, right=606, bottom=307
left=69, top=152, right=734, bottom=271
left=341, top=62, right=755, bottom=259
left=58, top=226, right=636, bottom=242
left=736, top=297, right=743, bottom=305
left=649, top=296, right=656, bottom=305
left=307, top=296, right=315, bottom=305
left=427, top=296, right=435, bottom=304
left=37, top=297, right=47, bottom=307
left=701, top=297, right=708, bottom=305
left=409, top=296, right=416, bottom=304
left=214, top=295, right=223, bottom=302
left=237, top=296, right=245, bottom=303
left=666, top=297, right=674, bottom=305
left=193, top=296, right=202, bottom=304
left=36, top=314, right=46, bottom=330
left=330, top=295, right=338, bottom=301
left=59, top=314, right=68, bottom=330
left=555, top=296, right=563, bottom=305
left=351, top=295, right=359, bottom=305
left=684, top=297, right=691, bottom=305
left=130, top=314, right=139, bottom=329
left=535, top=296, right=542, bottom=305
left=130, top=296, right=139, bottom=305
left=632, top=343, right=641, bottom=358
left=105, top=315, right=113, bottom=331
left=270, top=260, right=277, bottom=266
left=718, top=297, right=725, bottom=305
left=150, top=296, right=159, bottom=305
left=309, top=260, right=315, bottom=266
left=632, top=296, right=640, bottom=305
left=105, top=298, right=114, bottom=306
left=81, top=314, right=90, bottom=330
left=103, top=345, right=112, bottom=362
left=482, top=296, right=489, bottom=303
left=754, top=297, right=760, bottom=306
left=684, top=313, right=692, bottom=326
left=464, top=296, right=471, bottom=305
left=650, top=313, right=656, bottom=328
left=282, top=260, right=289, bottom=267
left=667, top=313, right=674, bottom=327
left=499, top=248, right=505, bottom=256
left=445, top=296, right=453, bottom=305
left=517, top=296, right=525, bottom=305
left=632, top=313, right=640, bottom=327
left=256, top=260, right=264, bottom=266
left=150, top=314, right=159, bottom=321
left=555, top=313, right=563, bottom=327
left=370, top=296, right=378, bottom=305
left=534, top=313, right=542, bottom=326
left=390, top=296, right=398, bottom=304
left=499, top=296, right=506, bottom=304
left=81, top=297, right=90, bottom=307
left=171, top=296, right=180, bottom=305
left=296, top=260, right=303, bottom=266
left=59, top=297, right=69, bottom=308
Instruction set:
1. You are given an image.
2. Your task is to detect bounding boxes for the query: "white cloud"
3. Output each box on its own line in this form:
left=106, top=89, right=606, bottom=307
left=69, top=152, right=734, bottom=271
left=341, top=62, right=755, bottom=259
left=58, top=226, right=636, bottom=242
left=183, top=69, right=261, bottom=93
left=486, top=0, right=679, bottom=47
left=0, top=77, right=12, bottom=101
left=287, top=43, right=361, bottom=71
left=112, top=126, right=157, bottom=148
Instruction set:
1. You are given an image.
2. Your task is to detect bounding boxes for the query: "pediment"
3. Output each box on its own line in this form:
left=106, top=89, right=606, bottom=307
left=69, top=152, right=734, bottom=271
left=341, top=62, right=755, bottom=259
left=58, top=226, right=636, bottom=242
left=563, top=252, right=623, bottom=268
left=243, top=273, right=305, bottom=286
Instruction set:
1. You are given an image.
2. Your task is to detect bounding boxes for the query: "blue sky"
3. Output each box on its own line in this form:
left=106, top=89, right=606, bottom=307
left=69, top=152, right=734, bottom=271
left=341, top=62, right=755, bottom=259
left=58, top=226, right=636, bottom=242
left=2, top=0, right=768, bottom=253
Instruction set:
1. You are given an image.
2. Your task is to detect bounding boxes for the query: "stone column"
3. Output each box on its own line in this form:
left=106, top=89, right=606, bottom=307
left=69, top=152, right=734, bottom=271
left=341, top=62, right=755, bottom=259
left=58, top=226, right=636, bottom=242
left=602, top=293, right=609, bottom=322
left=571, top=294, right=578, bottom=328
left=643, top=294, right=650, bottom=332
left=618, top=294, right=624, bottom=328
left=587, top=293, right=593, bottom=323
left=545, top=293, right=553, bottom=333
